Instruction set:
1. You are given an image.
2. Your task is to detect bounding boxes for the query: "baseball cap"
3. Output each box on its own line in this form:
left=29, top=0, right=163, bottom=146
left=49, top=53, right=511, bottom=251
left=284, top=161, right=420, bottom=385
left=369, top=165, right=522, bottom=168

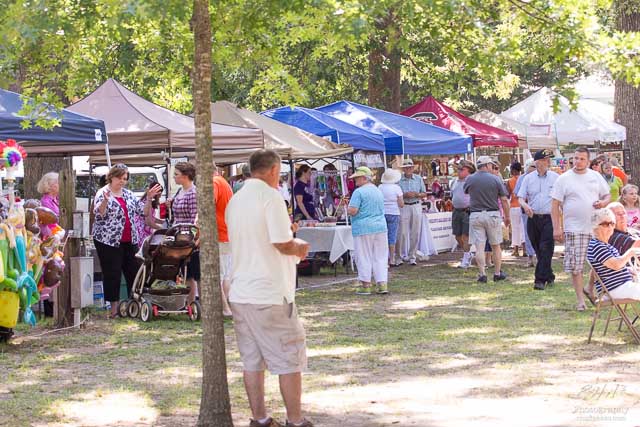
left=476, top=155, right=499, bottom=167
left=533, top=149, right=554, bottom=161
left=401, top=158, right=414, bottom=167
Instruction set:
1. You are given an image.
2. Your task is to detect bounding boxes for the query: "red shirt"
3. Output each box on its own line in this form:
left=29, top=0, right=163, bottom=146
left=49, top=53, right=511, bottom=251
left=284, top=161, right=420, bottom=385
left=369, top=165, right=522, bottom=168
left=213, top=176, right=233, bottom=242
left=115, top=196, right=132, bottom=243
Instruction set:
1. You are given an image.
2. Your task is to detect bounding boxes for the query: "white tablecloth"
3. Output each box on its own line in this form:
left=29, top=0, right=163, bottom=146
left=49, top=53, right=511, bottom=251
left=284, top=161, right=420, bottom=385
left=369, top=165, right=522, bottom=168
left=400, top=212, right=455, bottom=257
left=297, top=226, right=354, bottom=263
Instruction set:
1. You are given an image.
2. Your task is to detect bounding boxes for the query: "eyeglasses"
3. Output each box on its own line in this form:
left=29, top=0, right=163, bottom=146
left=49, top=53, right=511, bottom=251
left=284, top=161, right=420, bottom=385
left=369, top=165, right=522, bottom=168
left=114, top=163, right=128, bottom=169
left=599, top=221, right=615, bottom=227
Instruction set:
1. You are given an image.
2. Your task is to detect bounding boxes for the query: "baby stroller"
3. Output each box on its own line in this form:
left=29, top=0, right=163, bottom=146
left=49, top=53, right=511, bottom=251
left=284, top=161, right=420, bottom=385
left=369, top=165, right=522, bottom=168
left=119, top=224, right=201, bottom=322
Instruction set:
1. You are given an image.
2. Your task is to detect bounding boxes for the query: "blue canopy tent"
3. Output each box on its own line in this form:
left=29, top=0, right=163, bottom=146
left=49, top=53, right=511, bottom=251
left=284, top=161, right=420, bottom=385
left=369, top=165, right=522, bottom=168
left=316, top=101, right=473, bottom=155
left=0, top=88, right=109, bottom=157
left=261, top=106, right=384, bottom=152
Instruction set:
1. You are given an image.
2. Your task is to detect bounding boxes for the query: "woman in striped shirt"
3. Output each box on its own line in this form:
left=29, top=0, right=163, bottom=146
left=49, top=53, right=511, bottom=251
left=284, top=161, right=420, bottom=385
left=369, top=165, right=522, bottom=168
left=586, top=208, right=640, bottom=310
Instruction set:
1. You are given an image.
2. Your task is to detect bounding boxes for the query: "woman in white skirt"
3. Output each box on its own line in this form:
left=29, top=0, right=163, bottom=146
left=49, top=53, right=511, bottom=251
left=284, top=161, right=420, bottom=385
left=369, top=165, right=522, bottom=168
left=348, top=167, right=389, bottom=295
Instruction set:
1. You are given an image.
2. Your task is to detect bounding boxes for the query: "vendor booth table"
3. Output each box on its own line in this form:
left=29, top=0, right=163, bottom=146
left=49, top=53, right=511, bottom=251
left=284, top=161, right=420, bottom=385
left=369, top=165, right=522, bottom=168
left=297, top=225, right=354, bottom=263
left=401, top=210, right=456, bottom=258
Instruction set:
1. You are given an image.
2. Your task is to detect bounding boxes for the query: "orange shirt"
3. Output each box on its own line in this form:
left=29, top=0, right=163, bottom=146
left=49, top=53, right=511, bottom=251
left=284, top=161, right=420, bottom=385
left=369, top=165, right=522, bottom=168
left=213, top=175, right=233, bottom=243
left=613, top=166, right=628, bottom=186
left=507, top=176, right=520, bottom=208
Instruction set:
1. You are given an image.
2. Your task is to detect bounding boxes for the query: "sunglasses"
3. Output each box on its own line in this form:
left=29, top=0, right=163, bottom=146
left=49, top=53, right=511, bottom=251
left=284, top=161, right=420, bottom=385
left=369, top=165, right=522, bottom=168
left=599, top=221, right=615, bottom=227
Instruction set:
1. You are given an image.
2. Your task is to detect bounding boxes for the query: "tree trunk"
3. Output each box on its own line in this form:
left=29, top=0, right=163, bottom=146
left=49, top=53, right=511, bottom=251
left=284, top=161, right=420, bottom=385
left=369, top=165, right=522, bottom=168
left=23, top=157, right=66, bottom=200
left=55, top=158, right=76, bottom=328
left=193, top=0, right=234, bottom=426
left=614, top=0, right=640, bottom=183
left=367, top=8, right=402, bottom=113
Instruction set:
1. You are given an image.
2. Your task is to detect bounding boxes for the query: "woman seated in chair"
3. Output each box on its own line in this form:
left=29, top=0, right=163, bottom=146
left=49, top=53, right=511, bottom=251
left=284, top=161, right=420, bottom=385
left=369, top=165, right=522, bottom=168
left=586, top=208, right=640, bottom=306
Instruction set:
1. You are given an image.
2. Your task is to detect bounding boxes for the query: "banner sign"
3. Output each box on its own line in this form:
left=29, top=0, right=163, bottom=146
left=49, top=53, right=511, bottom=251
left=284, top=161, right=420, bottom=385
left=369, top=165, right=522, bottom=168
left=353, top=150, right=385, bottom=168
left=426, top=212, right=456, bottom=253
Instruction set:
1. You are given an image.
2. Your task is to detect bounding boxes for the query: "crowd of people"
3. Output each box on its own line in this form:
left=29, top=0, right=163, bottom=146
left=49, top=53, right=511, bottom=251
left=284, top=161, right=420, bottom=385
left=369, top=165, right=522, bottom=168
left=77, top=146, right=640, bottom=427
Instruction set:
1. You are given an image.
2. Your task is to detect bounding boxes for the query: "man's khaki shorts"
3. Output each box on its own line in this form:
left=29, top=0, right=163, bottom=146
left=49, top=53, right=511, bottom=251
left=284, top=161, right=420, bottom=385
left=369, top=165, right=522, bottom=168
left=469, top=210, right=503, bottom=247
left=230, top=301, right=307, bottom=375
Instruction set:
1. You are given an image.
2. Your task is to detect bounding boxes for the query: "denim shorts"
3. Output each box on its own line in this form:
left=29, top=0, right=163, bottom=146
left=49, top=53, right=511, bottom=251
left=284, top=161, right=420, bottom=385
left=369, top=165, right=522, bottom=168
left=385, top=214, right=401, bottom=245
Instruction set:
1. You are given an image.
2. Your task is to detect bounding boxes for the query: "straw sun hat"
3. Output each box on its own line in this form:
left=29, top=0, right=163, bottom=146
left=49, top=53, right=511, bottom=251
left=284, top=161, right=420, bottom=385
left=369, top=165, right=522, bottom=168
left=380, top=168, right=401, bottom=184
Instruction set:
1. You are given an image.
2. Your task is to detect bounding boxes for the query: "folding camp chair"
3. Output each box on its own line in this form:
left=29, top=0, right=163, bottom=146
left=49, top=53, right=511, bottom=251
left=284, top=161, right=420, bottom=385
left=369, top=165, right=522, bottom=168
left=586, top=261, right=640, bottom=344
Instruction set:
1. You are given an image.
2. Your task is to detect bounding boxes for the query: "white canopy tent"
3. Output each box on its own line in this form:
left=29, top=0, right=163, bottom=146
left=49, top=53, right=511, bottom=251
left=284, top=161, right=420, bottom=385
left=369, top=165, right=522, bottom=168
left=500, top=87, right=625, bottom=148
left=576, top=99, right=626, bottom=143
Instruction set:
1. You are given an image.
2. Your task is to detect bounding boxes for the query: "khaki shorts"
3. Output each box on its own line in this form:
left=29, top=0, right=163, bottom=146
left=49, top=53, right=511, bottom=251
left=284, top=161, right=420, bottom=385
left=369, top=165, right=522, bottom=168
left=230, top=301, right=307, bottom=375
left=469, top=211, right=503, bottom=247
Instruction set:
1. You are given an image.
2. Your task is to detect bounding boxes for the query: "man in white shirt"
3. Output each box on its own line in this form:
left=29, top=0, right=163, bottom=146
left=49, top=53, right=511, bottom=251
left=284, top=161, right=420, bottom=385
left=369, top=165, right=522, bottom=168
left=551, top=147, right=611, bottom=311
left=226, top=149, right=312, bottom=427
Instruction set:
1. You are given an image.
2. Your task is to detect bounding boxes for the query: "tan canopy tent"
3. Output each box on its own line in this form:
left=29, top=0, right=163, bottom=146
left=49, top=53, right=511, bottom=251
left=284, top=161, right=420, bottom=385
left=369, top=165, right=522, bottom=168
left=67, top=79, right=264, bottom=156
left=88, top=147, right=293, bottom=166
left=210, top=101, right=353, bottom=160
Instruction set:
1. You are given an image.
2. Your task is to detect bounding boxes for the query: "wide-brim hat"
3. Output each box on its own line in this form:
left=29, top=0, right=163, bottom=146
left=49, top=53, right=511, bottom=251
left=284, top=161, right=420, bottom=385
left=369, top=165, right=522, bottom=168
left=458, top=160, right=476, bottom=173
left=381, top=168, right=401, bottom=184
left=349, top=166, right=373, bottom=179
left=401, top=158, right=414, bottom=167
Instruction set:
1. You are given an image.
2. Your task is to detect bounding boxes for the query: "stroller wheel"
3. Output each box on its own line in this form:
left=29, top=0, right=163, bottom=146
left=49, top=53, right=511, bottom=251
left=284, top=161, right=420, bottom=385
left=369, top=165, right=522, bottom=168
left=140, top=301, right=153, bottom=322
left=128, top=300, right=141, bottom=318
left=189, top=300, right=201, bottom=321
left=118, top=300, right=130, bottom=318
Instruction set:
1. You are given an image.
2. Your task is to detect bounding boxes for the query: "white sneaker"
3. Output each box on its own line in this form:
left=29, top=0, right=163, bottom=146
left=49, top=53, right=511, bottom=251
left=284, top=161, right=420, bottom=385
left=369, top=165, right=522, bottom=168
left=458, top=252, right=471, bottom=269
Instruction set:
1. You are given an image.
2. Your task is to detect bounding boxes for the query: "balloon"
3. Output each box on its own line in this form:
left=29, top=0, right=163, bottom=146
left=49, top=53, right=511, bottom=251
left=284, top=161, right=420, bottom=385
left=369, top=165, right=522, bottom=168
left=25, top=208, right=40, bottom=235
left=35, top=207, right=58, bottom=225
left=23, top=199, right=41, bottom=209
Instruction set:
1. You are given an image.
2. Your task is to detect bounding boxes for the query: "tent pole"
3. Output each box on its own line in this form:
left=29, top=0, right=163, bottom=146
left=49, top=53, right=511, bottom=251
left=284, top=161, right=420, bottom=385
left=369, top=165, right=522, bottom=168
left=289, top=159, right=295, bottom=214
left=104, top=137, right=112, bottom=168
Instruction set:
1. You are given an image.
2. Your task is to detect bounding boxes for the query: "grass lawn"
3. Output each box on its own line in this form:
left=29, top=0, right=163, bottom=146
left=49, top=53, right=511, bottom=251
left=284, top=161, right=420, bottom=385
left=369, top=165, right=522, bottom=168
left=1, top=254, right=640, bottom=427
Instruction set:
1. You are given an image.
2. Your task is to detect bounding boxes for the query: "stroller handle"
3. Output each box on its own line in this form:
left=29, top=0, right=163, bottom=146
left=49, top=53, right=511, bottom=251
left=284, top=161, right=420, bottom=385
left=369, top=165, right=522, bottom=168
left=166, top=223, right=200, bottom=245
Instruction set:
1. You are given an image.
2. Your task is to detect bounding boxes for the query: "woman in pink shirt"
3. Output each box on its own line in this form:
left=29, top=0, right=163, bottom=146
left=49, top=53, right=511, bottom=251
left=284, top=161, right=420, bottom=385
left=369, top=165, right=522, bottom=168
left=37, top=172, right=59, bottom=215
left=620, top=184, right=640, bottom=229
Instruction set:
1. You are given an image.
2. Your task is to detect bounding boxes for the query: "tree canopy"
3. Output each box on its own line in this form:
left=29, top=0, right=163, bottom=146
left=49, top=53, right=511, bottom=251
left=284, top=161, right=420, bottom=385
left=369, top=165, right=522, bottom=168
left=0, top=0, right=637, bottom=115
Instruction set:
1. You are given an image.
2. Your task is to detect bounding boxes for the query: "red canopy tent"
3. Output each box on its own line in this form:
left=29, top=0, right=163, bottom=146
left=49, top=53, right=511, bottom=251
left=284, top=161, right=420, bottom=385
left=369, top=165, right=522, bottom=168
left=401, top=96, right=518, bottom=148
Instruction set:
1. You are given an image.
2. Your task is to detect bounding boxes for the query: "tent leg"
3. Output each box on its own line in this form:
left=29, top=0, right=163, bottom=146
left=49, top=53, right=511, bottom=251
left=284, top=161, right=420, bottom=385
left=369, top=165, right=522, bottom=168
left=104, top=141, right=112, bottom=168
left=289, top=160, right=295, bottom=213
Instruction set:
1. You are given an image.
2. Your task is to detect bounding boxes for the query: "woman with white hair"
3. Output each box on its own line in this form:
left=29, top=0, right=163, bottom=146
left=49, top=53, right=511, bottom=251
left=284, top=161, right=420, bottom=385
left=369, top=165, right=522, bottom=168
left=378, top=168, right=404, bottom=266
left=348, top=166, right=388, bottom=295
left=586, top=208, right=640, bottom=311
left=37, top=172, right=59, bottom=215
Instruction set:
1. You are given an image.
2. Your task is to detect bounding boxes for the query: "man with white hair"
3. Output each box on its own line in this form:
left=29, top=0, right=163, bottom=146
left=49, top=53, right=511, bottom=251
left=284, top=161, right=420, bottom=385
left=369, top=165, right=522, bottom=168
left=397, top=158, right=427, bottom=265
left=552, top=147, right=611, bottom=311
left=518, top=149, right=559, bottom=290
left=464, top=156, right=510, bottom=283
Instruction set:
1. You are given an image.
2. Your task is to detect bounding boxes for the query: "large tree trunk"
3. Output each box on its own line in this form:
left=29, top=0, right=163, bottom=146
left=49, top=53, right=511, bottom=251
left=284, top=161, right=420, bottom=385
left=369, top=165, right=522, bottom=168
left=23, top=157, right=66, bottom=200
left=55, top=158, right=76, bottom=327
left=193, top=1, right=233, bottom=426
left=367, top=8, right=402, bottom=113
left=614, top=0, right=640, bottom=183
